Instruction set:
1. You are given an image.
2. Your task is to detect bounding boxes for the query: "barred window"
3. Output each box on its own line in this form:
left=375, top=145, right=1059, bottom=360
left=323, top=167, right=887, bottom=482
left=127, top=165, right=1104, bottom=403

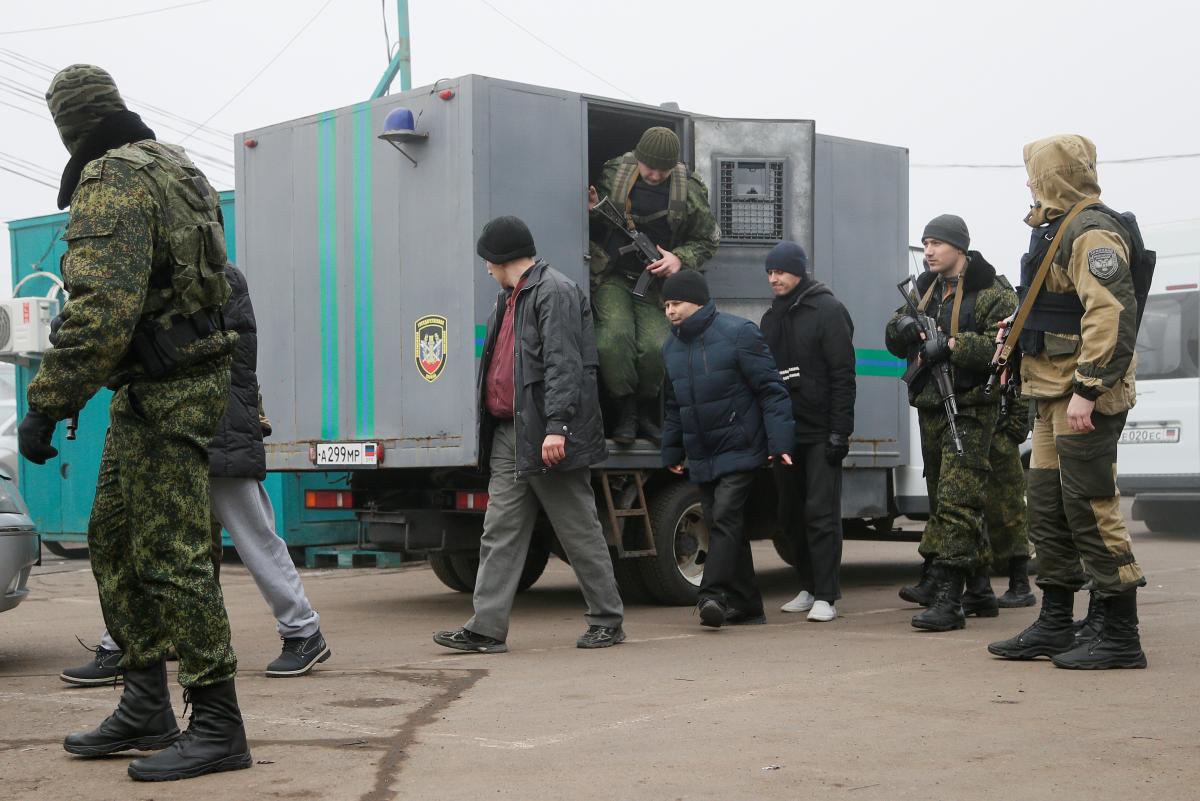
left=716, top=159, right=785, bottom=243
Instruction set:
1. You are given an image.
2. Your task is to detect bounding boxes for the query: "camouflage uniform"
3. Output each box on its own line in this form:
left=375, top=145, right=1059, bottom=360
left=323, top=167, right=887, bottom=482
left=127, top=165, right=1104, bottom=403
left=885, top=256, right=1017, bottom=572
left=984, top=396, right=1032, bottom=566
left=1017, top=136, right=1144, bottom=598
left=589, top=153, right=720, bottom=400
left=29, top=68, right=236, bottom=687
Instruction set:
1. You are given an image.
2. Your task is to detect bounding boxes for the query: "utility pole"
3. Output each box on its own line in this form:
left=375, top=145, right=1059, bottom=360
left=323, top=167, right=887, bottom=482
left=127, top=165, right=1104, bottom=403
left=371, top=0, right=412, bottom=99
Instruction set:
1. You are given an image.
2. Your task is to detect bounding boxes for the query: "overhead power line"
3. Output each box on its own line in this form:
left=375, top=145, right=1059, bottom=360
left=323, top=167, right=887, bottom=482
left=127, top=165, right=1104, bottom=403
left=914, top=152, right=1200, bottom=169
left=475, top=0, right=640, bottom=103
left=0, top=1, right=211, bottom=36
left=0, top=163, right=56, bottom=189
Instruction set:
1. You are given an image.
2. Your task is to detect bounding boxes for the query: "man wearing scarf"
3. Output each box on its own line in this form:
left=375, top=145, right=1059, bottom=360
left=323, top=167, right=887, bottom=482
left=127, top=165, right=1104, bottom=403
left=759, top=242, right=856, bottom=623
left=18, top=65, right=251, bottom=781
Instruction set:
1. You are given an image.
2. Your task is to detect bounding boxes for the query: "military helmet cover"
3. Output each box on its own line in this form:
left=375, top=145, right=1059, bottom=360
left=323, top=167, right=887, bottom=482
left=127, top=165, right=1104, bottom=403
left=46, top=64, right=127, bottom=156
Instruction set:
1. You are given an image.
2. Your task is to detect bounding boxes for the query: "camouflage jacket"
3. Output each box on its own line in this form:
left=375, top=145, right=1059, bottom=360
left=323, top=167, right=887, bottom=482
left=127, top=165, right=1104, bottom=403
left=885, top=254, right=1017, bottom=410
left=589, top=153, right=720, bottom=273
left=27, top=141, right=235, bottom=422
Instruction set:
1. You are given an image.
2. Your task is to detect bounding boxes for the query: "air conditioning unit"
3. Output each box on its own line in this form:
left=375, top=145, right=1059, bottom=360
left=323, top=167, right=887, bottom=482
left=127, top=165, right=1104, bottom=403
left=0, top=298, right=58, bottom=358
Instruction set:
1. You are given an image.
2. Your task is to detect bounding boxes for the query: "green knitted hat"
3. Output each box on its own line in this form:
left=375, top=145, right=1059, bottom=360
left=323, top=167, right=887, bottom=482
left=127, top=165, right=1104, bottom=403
left=634, top=126, right=680, bottom=170
left=46, top=64, right=127, bottom=155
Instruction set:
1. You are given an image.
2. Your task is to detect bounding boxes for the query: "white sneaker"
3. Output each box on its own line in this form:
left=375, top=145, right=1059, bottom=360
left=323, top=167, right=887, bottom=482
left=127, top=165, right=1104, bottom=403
left=807, top=600, right=837, bottom=622
left=781, top=590, right=816, bottom=613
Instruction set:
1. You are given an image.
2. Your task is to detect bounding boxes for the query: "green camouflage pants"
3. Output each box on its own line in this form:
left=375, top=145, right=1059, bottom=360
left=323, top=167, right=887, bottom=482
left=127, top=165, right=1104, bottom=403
left=982, top=423, right=1031, bottom=565
left=88, top=356, right=236, bottom=687
left=1028, top=396, right=1144, bottom=598
left=592, top=273, right=669, bottom=400
left=917, top=403, right=997, bottom=571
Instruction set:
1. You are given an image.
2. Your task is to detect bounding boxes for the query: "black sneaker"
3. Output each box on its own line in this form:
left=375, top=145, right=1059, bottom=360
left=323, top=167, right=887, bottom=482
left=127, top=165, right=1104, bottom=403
left=698, top=598, right=726, bottom=628
left=576, top=625, right=626, bottom=649
left=265, top=631, right=331, bottom=677
left=433, top=628, right=508, bottom=654
left=61, top=644, right=124, bottom=686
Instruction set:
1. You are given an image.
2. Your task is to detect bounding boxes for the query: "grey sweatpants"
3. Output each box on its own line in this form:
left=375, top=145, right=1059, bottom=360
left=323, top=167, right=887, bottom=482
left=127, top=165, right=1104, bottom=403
left=101, top=476, right=320, bottom=650
left=466, top=421, right=624, bottom=641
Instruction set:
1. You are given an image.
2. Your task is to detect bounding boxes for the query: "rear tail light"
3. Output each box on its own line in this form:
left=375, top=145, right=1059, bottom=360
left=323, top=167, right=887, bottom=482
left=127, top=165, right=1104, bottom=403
left=455, top=491, right=489, bottom=511
left=305, top=490, right=354, bottom=509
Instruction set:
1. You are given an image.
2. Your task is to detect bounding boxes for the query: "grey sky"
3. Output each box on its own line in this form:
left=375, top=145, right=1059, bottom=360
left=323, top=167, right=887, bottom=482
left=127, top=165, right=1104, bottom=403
left=2, top=0, right=1196, bottom=292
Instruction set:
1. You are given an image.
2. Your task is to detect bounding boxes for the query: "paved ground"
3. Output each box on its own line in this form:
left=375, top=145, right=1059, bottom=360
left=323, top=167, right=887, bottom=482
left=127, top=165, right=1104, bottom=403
left=2, top=503, right=1197, bottom=801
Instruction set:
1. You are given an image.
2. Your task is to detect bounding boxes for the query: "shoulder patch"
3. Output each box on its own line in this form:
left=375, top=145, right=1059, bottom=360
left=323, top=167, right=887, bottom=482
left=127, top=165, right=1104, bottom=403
left=1087, top=247, right=1120, bottom=280
left=80, top=159, right=105, bottom=183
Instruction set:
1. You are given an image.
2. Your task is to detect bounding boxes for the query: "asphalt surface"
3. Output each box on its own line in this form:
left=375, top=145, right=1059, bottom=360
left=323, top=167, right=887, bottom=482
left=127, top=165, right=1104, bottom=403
left=1, top=501, right=1197, bottom=801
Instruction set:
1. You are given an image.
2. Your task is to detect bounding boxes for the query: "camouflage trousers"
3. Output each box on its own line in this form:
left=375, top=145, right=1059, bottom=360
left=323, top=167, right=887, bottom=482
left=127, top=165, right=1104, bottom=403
left=1028, top=396, right=1145, bottom=598
left=917, top=404, right=998, bottom=571
left=88, top=356, right=236, bottom=687
left=592, top=273, right=669, bottom=400
left=983, top=424, right=1031, bottom=565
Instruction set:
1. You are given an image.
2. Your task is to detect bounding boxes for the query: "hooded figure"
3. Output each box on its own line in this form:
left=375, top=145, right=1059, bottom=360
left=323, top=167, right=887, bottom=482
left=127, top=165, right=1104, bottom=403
left=987, top=134, right=1148, bottom=671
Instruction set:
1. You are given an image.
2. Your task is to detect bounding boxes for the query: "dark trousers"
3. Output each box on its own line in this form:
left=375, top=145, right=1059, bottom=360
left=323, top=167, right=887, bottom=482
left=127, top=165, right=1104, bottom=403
left=697, top=471, right=762, bottom=615
left=774, top=441, right=843, bottom=602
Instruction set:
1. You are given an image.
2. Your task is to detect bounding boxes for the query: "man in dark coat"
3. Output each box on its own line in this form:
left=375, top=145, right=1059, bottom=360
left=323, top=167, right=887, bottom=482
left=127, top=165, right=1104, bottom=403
left=759, top=242, right=856, bottom=623
left=434, top=216, right=624, bottom=653
left=660, top=271, right=794, bottom=628
left=63, top=263, right=331, bottom=685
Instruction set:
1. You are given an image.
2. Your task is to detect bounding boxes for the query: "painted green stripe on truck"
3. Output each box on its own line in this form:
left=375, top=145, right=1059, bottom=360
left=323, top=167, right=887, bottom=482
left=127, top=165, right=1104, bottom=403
left=475, top=324, right=486, bottom=357
left=317, top=111, right=339, bottom=439
left=856, top=347, right=906, bottom=378
left=352, top=102, right=375, bottom=437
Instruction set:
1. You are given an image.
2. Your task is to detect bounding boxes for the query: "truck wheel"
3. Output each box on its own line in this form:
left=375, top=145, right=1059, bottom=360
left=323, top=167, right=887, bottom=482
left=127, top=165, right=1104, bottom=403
left=636, top=481, right=706, bottom=606
left=443, top=547, right=551, bottom=593
left=429, top=553, right=473, bottom=592
left=44, top=541, right=89, bottom=559
left=771, top=531, right=797, bottom=566
left=611, top=555, right=657, bottom=604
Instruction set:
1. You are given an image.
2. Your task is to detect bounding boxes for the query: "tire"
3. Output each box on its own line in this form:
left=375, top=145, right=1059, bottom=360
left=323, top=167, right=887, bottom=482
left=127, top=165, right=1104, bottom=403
left=429, top=553, right=473, bottom=592
left=636, top=481, right=707, bottom=606
left=611, top=555, right=658, bottom=604
left=771, top=530, right=796, bottom=566
left=44, top=541, right=89, bottom=559
left=443, top=547, right=550, bottom=593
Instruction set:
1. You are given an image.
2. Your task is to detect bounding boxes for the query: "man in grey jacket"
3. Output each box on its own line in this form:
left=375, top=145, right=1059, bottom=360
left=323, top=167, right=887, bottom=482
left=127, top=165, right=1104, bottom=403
left=434, top=216, right=624, bottom=653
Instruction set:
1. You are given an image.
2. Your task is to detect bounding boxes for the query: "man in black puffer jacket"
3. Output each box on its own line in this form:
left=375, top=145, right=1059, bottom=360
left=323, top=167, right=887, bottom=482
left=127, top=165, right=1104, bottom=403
left=759, top=242, right=856, bottom=623
left=661, top=271, right=794, bottom=628
left=63, top=264, right=331, bottom=685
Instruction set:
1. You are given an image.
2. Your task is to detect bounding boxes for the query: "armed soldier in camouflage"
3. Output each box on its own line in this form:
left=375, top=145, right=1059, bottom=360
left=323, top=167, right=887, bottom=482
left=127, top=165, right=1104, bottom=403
left=587, top=127, right=720, bottom=443
left=17, top=65, right=252, bottom=781
left=885, top=215, right=1017, bottom=632
left=989, top=135, right=1148, bottom=670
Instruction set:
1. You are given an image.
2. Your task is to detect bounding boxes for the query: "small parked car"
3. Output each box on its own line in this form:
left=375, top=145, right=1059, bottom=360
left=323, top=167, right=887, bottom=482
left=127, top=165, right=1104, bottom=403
left=0, top=474, right=38, bottom=614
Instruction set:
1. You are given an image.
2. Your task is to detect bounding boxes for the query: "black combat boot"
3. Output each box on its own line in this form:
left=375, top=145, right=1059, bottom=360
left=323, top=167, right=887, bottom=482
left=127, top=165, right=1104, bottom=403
left=987, top=585, right=1075, bottom=659
left=636, top=398, right=662, bottom=445
left=898, top=556, right=936, bottom=607
left=961, top=567, right=1000, bottom=617
left=63, top=661, right=179, bottom=756
left=127, top=679, right=253, bottom=781
left=611, top=396, right=637, bottom=444
left=911, top=565, right=966, bottom=631
left=1072, top=590, right=1105, bottom=644
left=1052, top=590, right=1147, bottom=670
left=997, top=556, right=1037, bottom=608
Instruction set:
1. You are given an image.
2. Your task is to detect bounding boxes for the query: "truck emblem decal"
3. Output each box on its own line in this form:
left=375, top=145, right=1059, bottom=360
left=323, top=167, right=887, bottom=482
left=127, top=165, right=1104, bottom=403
left=415, top=315, right=448, bottom=382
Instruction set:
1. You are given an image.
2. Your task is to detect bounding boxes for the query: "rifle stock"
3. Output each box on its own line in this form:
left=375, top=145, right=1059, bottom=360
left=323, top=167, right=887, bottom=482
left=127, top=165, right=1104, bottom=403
left=896, top=277, right=964, bottom=457
left=594, top=196, right=662, bottom=298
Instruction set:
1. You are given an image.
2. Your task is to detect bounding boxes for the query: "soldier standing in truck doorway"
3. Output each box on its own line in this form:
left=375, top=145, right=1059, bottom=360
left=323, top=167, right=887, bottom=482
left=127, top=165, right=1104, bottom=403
left=884, top=215, right=1016, bottom=632
left=989, top=135, right=1149, bottom=670
left=587, top=126, right=721, bottom=444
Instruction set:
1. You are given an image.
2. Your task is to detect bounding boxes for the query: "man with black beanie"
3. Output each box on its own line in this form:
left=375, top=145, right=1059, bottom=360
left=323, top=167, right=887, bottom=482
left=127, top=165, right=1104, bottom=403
left=660, top=271, right=794, bottom=628
left=434, top=215, right=625, bottom=653
left=759, top=242, right=856, bottom=622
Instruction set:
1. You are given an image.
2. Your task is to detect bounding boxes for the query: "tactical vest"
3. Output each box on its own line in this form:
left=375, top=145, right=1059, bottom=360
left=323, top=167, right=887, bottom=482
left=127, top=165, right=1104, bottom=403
left=608, top=153, right=690, bottom=241
left=917, top=272, right=987, bottom=393
left=105, top=141, right=230, bottom=329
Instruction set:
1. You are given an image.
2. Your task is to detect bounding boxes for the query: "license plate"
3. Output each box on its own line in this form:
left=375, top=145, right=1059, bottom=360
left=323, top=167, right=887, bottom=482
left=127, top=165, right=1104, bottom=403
left=1118, top=426, right=1180, bottom=445
left=314, top=441, right=380, bottom=466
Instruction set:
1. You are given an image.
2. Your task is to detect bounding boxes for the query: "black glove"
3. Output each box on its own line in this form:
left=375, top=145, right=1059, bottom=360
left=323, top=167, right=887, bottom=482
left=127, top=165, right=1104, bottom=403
left=49, top=312, right=64, bottom=347
left=825, top=432, right=849, bottom=466
left=18, top=410, right=59, bottom=465
left=893, top=314, right=923, bottom=345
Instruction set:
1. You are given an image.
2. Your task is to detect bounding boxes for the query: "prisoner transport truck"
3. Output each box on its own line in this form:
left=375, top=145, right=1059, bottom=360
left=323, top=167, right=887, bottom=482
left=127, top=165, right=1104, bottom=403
left=236, top=75, right=911, bottom=603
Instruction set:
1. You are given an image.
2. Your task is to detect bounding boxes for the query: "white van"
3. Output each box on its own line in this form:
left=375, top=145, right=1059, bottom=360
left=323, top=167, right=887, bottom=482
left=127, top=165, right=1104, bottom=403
left=1118, top=221, right=1200, bottom=533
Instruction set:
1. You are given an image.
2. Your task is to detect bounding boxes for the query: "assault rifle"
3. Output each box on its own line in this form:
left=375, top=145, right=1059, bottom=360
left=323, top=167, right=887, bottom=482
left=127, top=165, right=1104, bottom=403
left=985, top=313, right=1019, bottom=417
left=591, top=195, right=662, bottom=298
left=896, top=276, right=964, bottom=457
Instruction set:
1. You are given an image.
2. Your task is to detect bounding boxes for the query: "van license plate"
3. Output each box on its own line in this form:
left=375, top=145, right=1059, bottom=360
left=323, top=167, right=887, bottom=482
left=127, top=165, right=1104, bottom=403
left=1118, top=426, right=1180, bottom=445
left=314, top=442, right=380, bottom=466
